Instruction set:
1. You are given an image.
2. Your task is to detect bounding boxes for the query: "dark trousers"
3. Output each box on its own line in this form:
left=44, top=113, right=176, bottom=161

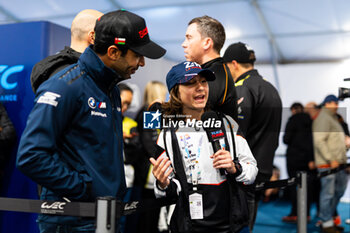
left=136, top=188, right=161, bottom=233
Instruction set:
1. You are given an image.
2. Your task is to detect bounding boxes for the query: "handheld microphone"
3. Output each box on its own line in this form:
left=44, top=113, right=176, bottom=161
left=201, top=111, right=226, bottom=176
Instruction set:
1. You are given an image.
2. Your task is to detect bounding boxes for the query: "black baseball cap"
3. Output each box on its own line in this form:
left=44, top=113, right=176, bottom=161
left=94, top=10, right=166, bottom=59
left=223, top=42, right=256, bottom=63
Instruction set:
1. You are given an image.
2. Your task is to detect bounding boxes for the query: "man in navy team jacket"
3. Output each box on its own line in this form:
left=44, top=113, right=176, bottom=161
left=17, top=10, right=165, bottom=233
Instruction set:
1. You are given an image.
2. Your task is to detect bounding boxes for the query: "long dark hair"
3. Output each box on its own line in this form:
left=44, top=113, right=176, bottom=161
left=162, top=85, right=182, bottom=118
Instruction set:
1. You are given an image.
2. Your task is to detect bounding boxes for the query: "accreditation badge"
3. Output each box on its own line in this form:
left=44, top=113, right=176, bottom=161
left=189, top=192, right=203, bottom=219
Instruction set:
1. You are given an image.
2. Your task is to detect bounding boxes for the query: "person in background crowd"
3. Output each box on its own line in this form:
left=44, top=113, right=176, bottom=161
left=327, top=105, right=350, bottom=227
left=30, top=9, right=103, bottom=94
left=151, top=61, right=257, bottom=233
left=282, top=102, right=315, bottom=223
left=17, top=10, right=166, bottom=233
left=306, top=100, right=349, bottom=227
left=304, top=101, right=323, bottom=222
left=0, top=103, right=16, bottom=189
left=263, top=165, right=280, bottom=202
left=313, top=94, right=348, bottom=233
left=223, top=41, right=282, bottom=231
left=334, top=107, right=350, bottom=228
left=118, top=82, right=141, bottom=233
left=182, top=15, right=238, bottom=120
left=304, top=101, right=321, bottom=120
left=135, top=81, right=168, bottom=233
left=336, top=113, right=350, bottom=149
left=0, top=103, right=16, bottom=231
left=119, top=83, right=137, bottom=192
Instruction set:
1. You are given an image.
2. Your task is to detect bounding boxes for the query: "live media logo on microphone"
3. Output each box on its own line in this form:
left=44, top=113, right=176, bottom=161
left=143, top=110, right=222, bottom=129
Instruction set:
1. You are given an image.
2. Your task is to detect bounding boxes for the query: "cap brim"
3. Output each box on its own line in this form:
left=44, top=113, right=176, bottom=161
left=178, top=68, right=216, bottom=85
left=198, top=69, right=216, bottom=81
left=130, top=40, right=166, bottom=59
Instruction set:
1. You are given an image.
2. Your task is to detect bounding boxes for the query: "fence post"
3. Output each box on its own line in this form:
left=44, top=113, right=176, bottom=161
left=297, top=171, right=307, bottom=233
left=96, top=197, right=116, bottom=233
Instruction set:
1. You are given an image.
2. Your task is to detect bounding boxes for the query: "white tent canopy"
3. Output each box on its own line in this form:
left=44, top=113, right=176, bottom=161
left=1, top=0, right=350, bottom=64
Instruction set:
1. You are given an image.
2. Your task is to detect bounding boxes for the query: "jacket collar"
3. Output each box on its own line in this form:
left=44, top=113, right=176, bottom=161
left=62, top=46, right=81, bottom=58
left=79, top=45, right=123, bottom=92
left=201, top=57, right=223, bottom=69
left=235, top=69, right=258, bottom=83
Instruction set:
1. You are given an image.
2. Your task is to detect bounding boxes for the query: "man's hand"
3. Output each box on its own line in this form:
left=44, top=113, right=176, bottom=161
left=210, top=149, right=236, bottom=174
left=330, top=160, right=339, bottom=169
left=345, top=136, right=350, bottom=149
left=123, top=131, right=138, bottom=139
left=149, top=157, right=173, bottom=189
left=308, top=161, right=316, bottom=170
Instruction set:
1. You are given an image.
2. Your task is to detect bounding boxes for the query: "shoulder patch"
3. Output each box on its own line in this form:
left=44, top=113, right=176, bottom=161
left=37, top=92, right=61, bottom=107
left=235, top=74, right=250, bottom=87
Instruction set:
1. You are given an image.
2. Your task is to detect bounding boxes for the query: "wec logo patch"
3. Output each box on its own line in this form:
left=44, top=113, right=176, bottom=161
left=41, top=202, right=66, bottom=210
left=37, top=92, right=61, bottom=107
left=124, top=201, right=139, bottom=211
left=40, top=201, right=66, bottom=214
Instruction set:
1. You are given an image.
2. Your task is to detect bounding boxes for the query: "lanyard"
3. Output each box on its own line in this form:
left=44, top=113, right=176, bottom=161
left=181, top=133, right=204, bottom=190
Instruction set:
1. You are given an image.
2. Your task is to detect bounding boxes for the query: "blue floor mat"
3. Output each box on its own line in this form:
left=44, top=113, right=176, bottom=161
left=254, top=200, right=350, bottom=233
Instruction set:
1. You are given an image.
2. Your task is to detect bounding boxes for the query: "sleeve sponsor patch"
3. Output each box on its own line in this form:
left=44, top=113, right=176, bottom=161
left=37, top=92, right=61, bottom=107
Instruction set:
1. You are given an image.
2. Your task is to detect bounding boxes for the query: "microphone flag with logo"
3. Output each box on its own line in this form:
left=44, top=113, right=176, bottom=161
left=201, top=111, right=226, bottom=176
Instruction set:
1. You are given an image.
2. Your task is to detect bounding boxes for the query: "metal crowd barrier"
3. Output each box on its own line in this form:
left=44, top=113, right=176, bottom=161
left=0, top=195, right=177, bottom=233
left=0, top=164, right=348, bottom=233
left=255, top=164, right=349, bottom=233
